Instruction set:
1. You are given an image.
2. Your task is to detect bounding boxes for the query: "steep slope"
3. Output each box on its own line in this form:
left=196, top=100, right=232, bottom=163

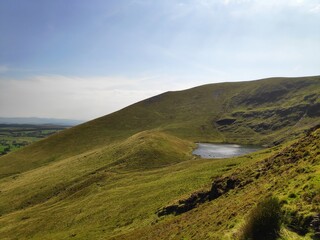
left=114, top=125, right=320, bottom=240
left=1, top=76, right=319, bottom=178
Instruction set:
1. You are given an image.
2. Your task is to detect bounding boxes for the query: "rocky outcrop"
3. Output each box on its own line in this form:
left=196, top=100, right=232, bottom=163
left=157, top=174, right=248, bottom=217
left=215, top=118, right=236, bottom=126
left=216, top=103, right=320, bottom=137
left=157, top=190, right=210, bottom=217
left=231, top=80, right=312, bottom=107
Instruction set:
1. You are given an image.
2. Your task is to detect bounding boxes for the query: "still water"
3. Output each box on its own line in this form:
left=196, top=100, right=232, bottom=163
left=192, top=143, right=263, bottom=159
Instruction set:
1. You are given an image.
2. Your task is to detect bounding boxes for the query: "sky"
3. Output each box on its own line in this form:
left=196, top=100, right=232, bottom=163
left=0, top=0, right=319, bottom=120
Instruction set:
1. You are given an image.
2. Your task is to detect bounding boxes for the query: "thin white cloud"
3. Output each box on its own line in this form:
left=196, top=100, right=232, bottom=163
left=310, top=3, right=320, bottom=13
left=220, top=0, right=320, bottom=13
left=221, top=0, right=310, bottom=6
left=222, top=0, right=249, bottom=5
left=157, top=0, right=320, bottom=23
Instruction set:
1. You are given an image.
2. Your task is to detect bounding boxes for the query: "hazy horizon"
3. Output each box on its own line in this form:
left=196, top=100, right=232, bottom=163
left=1, top=0, right=319, bottom=120
left=1, top=75, right=319, bottom=121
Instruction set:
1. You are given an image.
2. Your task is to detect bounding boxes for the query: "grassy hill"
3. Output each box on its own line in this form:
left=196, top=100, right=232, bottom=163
left=0, top=76, right=319, bottom=239
left=0, top=76, right=319, bottom=179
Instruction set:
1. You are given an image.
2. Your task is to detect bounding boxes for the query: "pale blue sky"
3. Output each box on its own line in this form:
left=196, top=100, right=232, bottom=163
left=0, top=0, right=319, bottom=120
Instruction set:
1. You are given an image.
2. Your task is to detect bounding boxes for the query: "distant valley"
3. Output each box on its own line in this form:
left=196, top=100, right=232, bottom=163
left=0, top=124, right=71, bottom=156
left=0, top=117, right=84, bottom=126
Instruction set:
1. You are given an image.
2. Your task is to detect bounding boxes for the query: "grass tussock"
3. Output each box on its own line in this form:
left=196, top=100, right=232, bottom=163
left=239, top=196, right=282, bottom=240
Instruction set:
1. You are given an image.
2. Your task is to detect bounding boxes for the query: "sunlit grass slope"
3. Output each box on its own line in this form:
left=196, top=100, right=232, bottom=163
left=0, top=126, right=318, bottom=239
left=0, top=76, right=319, bottom=239
left=113, top=127, right=320, bottom=240
left=0, top=131, right=192, bottom=215
left=0, top=76, right=319, bottom=178
left=0, top=132, right=273, bottom=239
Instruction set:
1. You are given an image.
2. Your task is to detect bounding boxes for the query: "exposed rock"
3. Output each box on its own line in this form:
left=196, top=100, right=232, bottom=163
left=157, top=175, right=244, bottom=216
left=209, top=176, right=241, bottom=199
left=233, top=88, right=289, bottom=106
left=216, top=118, right=236, bottom=126
left=232, top=80, right=311, bottom=107
left=224, top=103, right=318, bottom=135
left=157, top=190, right=210, bottom=217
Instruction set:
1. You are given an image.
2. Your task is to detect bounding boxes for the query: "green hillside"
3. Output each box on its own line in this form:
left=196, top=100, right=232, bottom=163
left=0, top=76, right=319, bottom=239
left=116, top=126, right=320, bottom=240
left=1, top=76, right=319, bottom=179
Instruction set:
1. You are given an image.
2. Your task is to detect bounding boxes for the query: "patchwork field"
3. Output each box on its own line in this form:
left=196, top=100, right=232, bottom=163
left=0, top=124, right=68, bottom=156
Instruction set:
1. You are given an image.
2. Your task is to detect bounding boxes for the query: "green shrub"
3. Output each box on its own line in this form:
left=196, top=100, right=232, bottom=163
left=240, top=196, right=282, bottom=240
